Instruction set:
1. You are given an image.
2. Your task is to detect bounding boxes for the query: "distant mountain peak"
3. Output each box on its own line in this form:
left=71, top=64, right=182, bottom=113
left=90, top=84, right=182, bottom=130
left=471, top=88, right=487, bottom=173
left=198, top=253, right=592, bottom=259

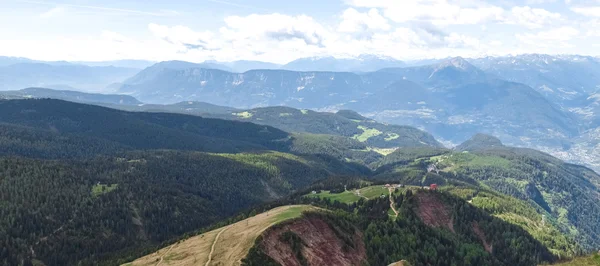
left=456, top=133, right=504, bottom=151
left=436, top=57, right=475, bottom=71
left=336, top=109, right=367, bottom=121
left=356, top=54, right=399, bottom=62
left=282, top=54, right=405, bottom=72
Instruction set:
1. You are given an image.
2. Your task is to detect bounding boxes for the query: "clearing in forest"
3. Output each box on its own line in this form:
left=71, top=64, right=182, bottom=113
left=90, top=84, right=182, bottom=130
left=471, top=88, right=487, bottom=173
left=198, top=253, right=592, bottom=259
left=307, top=185, right=410, bottom=205
left=549, top=254, right=600, bottom=266
left=352, top=125, right=382, bottom=142
left=124, top=205, right=316, bottom=266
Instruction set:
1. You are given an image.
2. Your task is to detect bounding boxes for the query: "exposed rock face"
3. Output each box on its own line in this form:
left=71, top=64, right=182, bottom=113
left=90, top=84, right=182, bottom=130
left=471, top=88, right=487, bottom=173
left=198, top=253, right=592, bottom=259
left=415, top=193, right=455, bottom=233
left=260, top=216, right=366, bottom=266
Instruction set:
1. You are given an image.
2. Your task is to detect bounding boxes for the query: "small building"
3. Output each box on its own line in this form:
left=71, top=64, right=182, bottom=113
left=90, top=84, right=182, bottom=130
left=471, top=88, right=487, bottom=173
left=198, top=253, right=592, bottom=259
left=385, top=184, right=391, bottom=188
left=430, top=184, right=438, bottom=191
left=311, top=191, right=317, bottom=194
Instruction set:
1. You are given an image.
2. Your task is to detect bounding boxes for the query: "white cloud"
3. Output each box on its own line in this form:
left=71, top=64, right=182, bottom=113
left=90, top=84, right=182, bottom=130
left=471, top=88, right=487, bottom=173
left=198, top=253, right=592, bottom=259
left=5, top=0, right=595, bottom=64
left=571, top=6, right=600, bottom=17
left=490, top=40, right=503, bottom=46
left=148, top=23, right=218, bottom=51
left=526, top=0, right=557, bottom=4
left=21, top=0, right=178, bottom=17
left=509, top=6, right=561, bottom=28
left=346, top=0, right=504, bottom=25
left=516, top=26, right=580, bottom=47
left=221, top=13, right=330, bottom=46
left=40, top=6, right=66, bottom=18
left=338, top=8, right=390, bottom=33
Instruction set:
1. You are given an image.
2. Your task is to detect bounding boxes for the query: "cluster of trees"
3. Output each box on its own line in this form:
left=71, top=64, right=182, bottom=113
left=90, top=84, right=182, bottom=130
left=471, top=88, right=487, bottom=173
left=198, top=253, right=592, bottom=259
left=244, top=189, right=557, bottom=266
left=207, top=106, right=441, bottom=149
left=1, top=98, right=599, bottom=265
left=447, top=149, right=600, bottom=251
left=0, top=150, right=365, bottom=266
left=373, top=145, right=600, bottom=251
left=0, top=99, right=292, bottom=159
left=290, top=133, right=383, bottom=165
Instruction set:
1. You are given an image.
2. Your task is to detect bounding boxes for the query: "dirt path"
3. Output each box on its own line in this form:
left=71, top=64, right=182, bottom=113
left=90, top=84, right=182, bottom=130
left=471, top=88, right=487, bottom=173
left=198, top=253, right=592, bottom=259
left=355, top=190, right=369, bottom=200
left=205, top=226, right=230, bottom=266
left=388, top=188, right=399, bottom=217
left=125, top=205, right=316, bottom=266
left=156, top=243, right=177, bottom=266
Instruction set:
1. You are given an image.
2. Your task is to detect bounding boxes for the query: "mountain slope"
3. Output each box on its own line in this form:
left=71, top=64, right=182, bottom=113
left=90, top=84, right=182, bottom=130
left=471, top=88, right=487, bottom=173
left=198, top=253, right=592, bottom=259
left=243, top=190, right=557, bottom=266
left=455, top=133, right=504, bottom=151
left=206, top=60, right=281, bottom=73
left=470, top=54, right=600, bottom=104
left=115, top=59, right=587, bottom=172
left=0, top=99, right=291, bottom=158
left=368, top=79, right=579, bottom=148
left=128, top=187, right=559, bottom=266
left=206, top=106, right=442, bottom=149
left=0, top=151, right=362, bottom=266
left=375, top=136, right=600, bottom=250
left=282, top=54, right=405, bottom=72
left=0, top=87, right=141, bottom=105
left=379, top=57, right=489, bottom=89
left=0, top=100, right=373, bottom=266
left=125, top=205, right=317, bottom=266
left=109, top=100, right=239, bottom=115
left=0, top=63, right=139, bottom=91
left=74, top=60, right=155, bottom=69
left=118, top=67, right=398, bottom=107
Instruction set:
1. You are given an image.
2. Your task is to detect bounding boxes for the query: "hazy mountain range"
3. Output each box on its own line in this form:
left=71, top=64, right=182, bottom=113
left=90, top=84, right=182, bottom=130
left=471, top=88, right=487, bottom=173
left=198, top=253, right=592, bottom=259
left=4, top=53, right=600, bottom=172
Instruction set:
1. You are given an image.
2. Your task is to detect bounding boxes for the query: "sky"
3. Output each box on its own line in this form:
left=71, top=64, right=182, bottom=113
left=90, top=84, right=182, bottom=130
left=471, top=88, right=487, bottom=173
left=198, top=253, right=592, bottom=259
left=1, top=0, right=599, bottom=64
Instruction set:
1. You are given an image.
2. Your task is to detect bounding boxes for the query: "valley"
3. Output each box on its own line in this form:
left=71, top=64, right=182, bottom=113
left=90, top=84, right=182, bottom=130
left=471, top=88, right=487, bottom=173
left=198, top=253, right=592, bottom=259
left=1, top=54, right=600, bottom=266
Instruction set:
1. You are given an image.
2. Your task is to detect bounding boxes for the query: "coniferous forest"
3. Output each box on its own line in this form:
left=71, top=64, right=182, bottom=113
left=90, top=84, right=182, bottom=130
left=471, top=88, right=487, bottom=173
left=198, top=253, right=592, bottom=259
left=0, top=99, right=599, bottom=265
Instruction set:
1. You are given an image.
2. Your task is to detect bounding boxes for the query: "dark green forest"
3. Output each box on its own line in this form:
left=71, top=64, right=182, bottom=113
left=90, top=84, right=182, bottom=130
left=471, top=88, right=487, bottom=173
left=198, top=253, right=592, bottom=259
left=205, top=106, right=442, bottom=148
left=1, top=99, right=600, bottom=265
left=371, top=142, right=600, bottom=251
left=0, top=150, right=367, bottom=266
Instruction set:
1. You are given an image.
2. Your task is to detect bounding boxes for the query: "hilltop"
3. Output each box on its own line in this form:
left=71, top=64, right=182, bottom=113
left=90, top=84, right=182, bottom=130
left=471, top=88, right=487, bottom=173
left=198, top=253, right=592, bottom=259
left=206, top=106, right=442, bottom=149
left=125, top=205, right=317, bottom=266
left=127, top=187, right=560, bottom=266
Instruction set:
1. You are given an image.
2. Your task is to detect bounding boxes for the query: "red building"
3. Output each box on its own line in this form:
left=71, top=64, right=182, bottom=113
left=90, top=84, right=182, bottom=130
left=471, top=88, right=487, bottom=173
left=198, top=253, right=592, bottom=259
left=430, top=184, right=438, bottom=191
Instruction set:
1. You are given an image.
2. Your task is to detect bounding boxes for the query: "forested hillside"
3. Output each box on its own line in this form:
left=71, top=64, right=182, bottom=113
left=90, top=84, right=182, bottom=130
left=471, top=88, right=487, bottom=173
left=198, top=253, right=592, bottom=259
left=2, top=99, right=600, bottom=266
left=0, top=99, right=372, bottom=266
left=0, top=99, right=292, bottom=158
left=206, top=106, right=442, bottom=149
left=0, top=87, right=142, bottom=105
left=244, top=190, right=557, bottom=266
left=373, top=135, right=600, bottom=251
left=0, top=151, right=366, bottom=266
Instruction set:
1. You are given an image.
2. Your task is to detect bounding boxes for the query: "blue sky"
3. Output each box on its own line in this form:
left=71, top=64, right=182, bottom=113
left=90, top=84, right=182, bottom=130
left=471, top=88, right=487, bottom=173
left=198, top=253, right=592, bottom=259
left=1, top=0, right=599, bottom=63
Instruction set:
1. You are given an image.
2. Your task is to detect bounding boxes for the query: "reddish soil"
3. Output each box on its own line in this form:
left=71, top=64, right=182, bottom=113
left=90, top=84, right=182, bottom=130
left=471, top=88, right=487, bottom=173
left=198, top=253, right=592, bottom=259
left=260, top=216, right=366, bottom=266
left=414, top=193, right=455, bottom=233
left=472, top=222, right=493, bottom=253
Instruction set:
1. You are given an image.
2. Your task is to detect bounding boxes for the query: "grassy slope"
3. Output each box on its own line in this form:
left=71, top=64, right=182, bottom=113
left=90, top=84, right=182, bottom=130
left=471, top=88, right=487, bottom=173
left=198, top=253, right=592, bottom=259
left=442, top=186, right=579, bottom=257
left=550, top=254, right=600, bottom=266
left=306, top=185, right=394, bottom=204
left=206, top=106, right=442, bottom=149
left=125, top=205, right=316, bottom=266
left=375, top=149, right=592, bottom=257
